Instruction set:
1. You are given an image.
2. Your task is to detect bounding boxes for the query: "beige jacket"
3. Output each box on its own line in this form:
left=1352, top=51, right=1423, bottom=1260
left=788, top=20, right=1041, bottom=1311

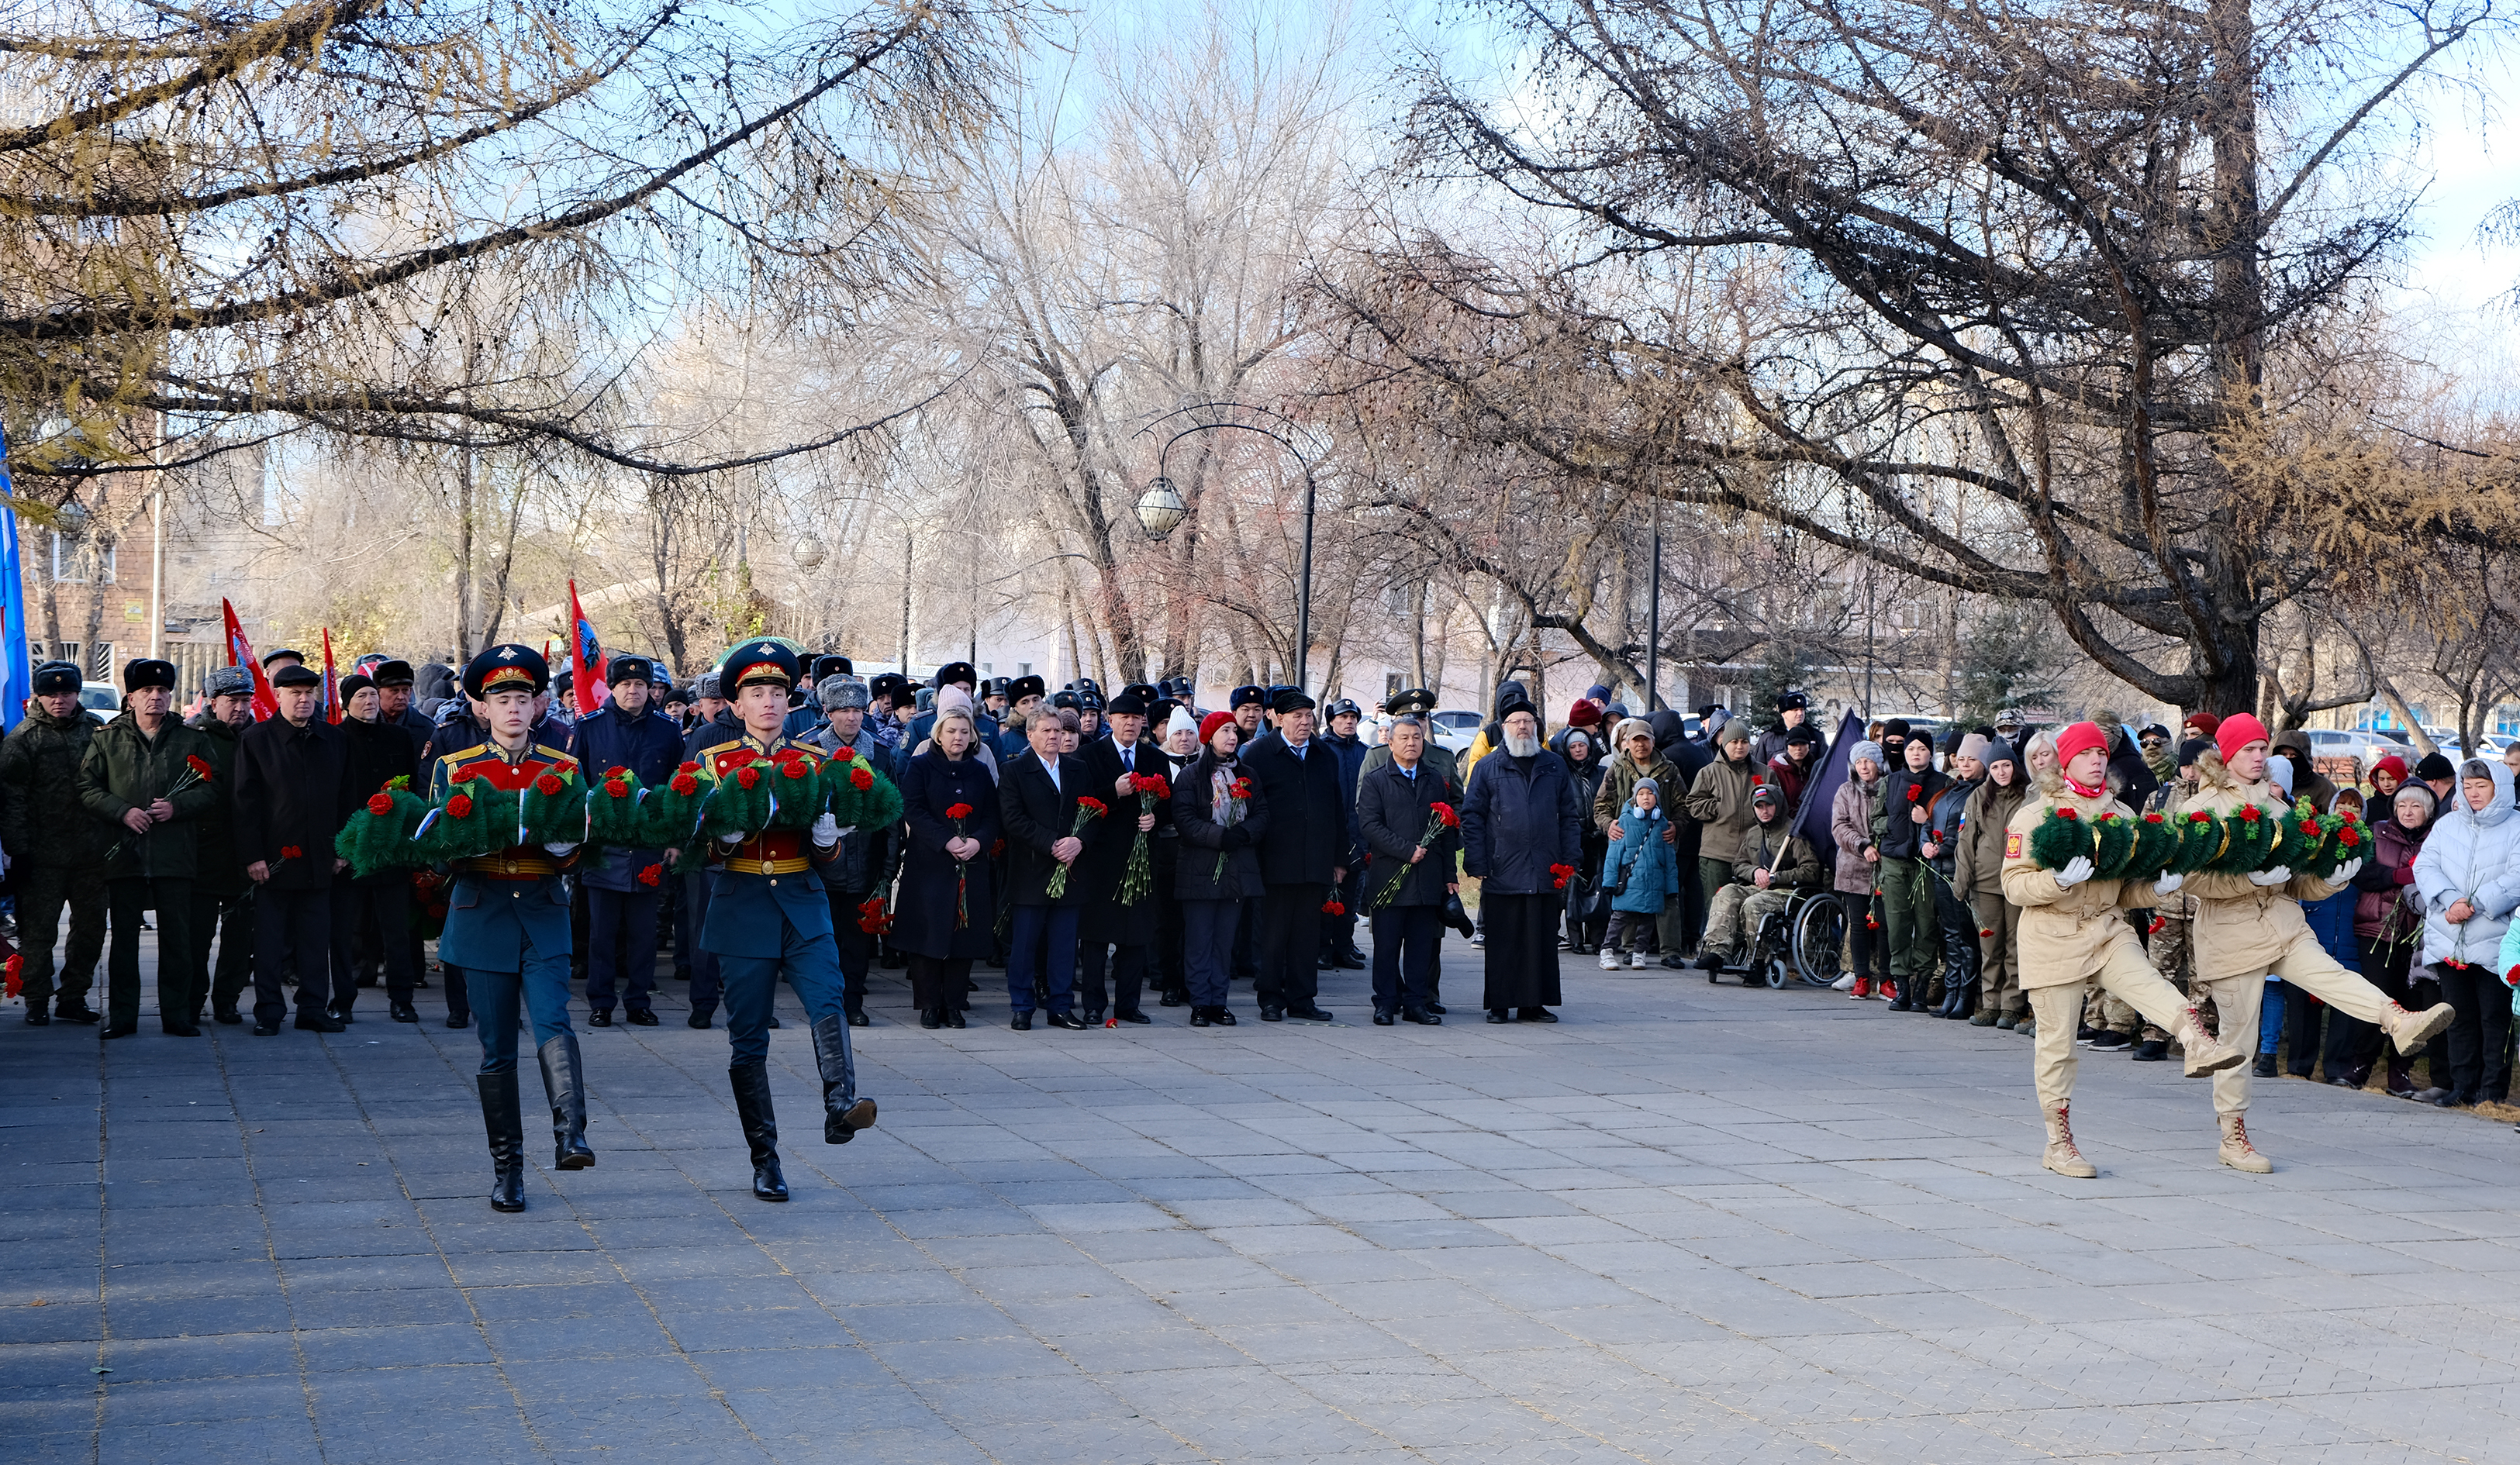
left=1998, top=786, right=2155, bottom=989
left=1952, top=777, right=2028, bottom=898
left=1686, top=754, right=1762, bottom=863
left=2179, top=779, right=2351, bottom=982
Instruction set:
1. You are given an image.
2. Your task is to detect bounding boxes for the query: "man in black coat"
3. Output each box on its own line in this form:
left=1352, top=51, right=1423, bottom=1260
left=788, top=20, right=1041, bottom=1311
left=371, top=659, right=436, bottom=757
left=334, top=670, right=422, bottom=1021
left=998, top=705, right=1100, bottom=1030
left=234, top=664, right=357, bottom=1036
left=1075, top=688, right=1166, bottom=1023
left=1241, top=688, right=1347, bottom=1022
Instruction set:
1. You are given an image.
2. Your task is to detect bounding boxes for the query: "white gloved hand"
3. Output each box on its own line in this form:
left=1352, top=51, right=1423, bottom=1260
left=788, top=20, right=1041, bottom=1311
left=2153, top=872, right=2183, bottom=898
left=2333, top=858, right=2363, bottom=883
left=2052, top=856, right=2095, bottom=889
left=719, top=830, right=745, bottom=846
left=810, top=812, right=841, bottom=849
left=2249, top=864, right=2293, bottom=886
left=542, top=841, right=578, bottom=857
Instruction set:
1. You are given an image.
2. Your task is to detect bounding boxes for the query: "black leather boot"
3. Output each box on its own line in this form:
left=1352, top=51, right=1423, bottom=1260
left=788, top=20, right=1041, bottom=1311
left=810, top=1015, right=879, bottom=1145
left=728, top=1063, right=788, bottom=1201
left=537, top=1034, right=597, bottom=1170
left=478, top=1072, right=526, bottom=1212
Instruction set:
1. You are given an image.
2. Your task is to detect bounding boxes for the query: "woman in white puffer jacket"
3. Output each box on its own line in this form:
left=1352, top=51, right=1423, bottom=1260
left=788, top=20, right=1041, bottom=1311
left=2412, top=757, right=2520, bottom=1105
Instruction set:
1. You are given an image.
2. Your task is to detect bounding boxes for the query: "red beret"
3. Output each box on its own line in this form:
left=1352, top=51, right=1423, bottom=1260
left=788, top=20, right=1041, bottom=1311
left=1199, top=711, right=1238, bottom=746
left=2182, top=712, right=2221, bottom=737
left=2215, top=712, right=2270, bottom=762
left=2054, top=721, right=2110, bottom=768
left=1566, top=700, right=1602, bottom=729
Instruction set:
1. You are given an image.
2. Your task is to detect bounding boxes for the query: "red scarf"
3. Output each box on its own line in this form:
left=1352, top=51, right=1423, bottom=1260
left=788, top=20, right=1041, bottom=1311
left=2066, top=777, right=2105, bottom=801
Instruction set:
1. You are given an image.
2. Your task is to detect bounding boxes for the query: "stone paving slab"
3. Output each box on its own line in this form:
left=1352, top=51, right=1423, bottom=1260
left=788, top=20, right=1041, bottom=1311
left=7, top=948, right=2520, bottom=1462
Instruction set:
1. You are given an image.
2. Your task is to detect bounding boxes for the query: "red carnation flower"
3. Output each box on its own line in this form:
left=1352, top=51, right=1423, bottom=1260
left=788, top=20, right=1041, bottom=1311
left=281, top=846, right=302, bottom=860
left=1431, top=801, right=1460, bottom=828
left=830, top=745, right=858, bottom=763
left=2149, top=916, right=2166, bottom=935
left=989, top=839, right=1006, bottom=857
left=946, top=801, right=974, bottom=820
left=783, top=760, right=809, bottom=780
left=1231, top=777, right=1254, bottom=799
left=678, top=760, right=700, bottom=774
left=1322, top=900, right=1345, bottom=915
left=669, top=772, right=699, bottom=796
left=535, top=774, right=564, bottom=796
left=366, top=792, right=393, bottom=816
left=1548, top=861, right=1576, bottom=890
left=186, top=754, right=214, bottom=780
left=1907, top=783, right=1925, bottom=802
left=1979, top=927, right=1994, bottom=938
left=447, top=795, right=473, bottom=819
left=605, top=765, right=627, bottom=777
left=1078, top=797, right=1108, bottom=817
left=451, top=764, right=478, bottom=784
left=734, top=766, right=761, bottom=790
left=1866, top=915, right=1880, bottom=930
left=2189, top=810, right=2211, bottom=823
left=2239, top=805, right=2261, bottom=823
left=605, top=778, right=629, bottom=798
left=2144, top=812, right=2165, bottom=824
left=849, top=766, right=875, bottom=791
left=2056, top=807, right=2077, bottom=822
left=2338, top=828, right=2362, bottom=849
left=637, top=863, right=662, bottom=887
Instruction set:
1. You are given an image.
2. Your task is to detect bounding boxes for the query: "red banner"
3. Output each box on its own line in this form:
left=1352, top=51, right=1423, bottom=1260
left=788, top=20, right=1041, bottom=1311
left=568, top=579, right=602, bottom=716
left=320, top=627, right=341, bottom=723
left=221, top=598, right=277, bottom=720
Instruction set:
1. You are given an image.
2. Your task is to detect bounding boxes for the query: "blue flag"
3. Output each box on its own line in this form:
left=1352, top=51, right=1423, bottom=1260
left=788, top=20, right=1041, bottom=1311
left=0, top=429, right=32, bottom=730
left=1792, top=710, right=1869, bottom=874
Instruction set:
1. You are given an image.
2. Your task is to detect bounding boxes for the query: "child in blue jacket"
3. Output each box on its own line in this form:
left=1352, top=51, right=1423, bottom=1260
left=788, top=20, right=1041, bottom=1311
left=1602, top=778, right=1682, bottom=970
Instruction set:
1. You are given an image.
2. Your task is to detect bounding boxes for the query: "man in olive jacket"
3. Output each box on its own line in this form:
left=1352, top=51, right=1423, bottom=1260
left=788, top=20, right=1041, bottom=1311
left=0, top=660, right=109, bottom=1024
left=75, top=658, right=219, bottom=1038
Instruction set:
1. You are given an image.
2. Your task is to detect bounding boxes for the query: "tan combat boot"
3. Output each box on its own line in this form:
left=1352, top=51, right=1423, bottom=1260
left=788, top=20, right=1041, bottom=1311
left=2380, top=1000, right=2456, bottom=1055
left=2217, top=1112, right=2273, bottom=1173
left=2042, top=1102, right=2098, bottom=1179
left=2173, top=1008, right=2247, bottom=1078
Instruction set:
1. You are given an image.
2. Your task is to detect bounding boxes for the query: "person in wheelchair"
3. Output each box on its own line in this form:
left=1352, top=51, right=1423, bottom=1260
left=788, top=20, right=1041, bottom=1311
left=1697, top=784, right=1821, bottom=975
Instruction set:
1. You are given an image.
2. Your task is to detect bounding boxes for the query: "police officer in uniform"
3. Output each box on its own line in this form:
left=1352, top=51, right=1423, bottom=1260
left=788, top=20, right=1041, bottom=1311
left=692, top=641, right=879, bottom=1201
left=428, top=646, right=594, bottom=1212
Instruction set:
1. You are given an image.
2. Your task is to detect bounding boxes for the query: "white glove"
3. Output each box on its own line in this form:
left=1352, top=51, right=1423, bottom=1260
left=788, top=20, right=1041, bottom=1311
left=810, top=813, right=841, bottom=849
left=542, top=841, right=578, bottom=857
left=719, top=830, right=744, bottom=846
left=2052, top=856, right=2094, bottom=889
left=2249, top=864, right=2293, bottom=887
left=2333, top=859, right=2363, bottom=883
left=2153, top=872, right=2183, bottom=898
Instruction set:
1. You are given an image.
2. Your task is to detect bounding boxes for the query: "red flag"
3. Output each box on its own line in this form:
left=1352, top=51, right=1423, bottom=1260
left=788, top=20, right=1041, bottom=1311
left=567, top=579, right=602, bottom=716
left=221, top=598, right=277, bottom=720
left=320, top=628, right=341, bottom=724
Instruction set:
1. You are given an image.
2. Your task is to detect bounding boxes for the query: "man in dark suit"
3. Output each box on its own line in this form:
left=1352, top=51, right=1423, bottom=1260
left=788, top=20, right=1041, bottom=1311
left=1075, top=688, right=1165, bottom=1023
left=998, top=704, right=1099, bottom=1030
left=233, top=664, right=355, bottom=1035
left=1241, top=687, right=1346, bottom=1022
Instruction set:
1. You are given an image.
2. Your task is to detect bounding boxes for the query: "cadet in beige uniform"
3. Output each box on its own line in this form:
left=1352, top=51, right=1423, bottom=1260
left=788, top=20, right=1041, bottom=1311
left=2159, top=713, right=2456, bottom=1173
left=2000, top=722, right=2247, bottom=1179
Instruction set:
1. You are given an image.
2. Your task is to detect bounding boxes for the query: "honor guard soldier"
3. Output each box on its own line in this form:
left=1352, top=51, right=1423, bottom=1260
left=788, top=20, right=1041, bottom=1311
left=430, top=645, right=595, bottom=1212
left=693, top=640, right=879, bottom=1201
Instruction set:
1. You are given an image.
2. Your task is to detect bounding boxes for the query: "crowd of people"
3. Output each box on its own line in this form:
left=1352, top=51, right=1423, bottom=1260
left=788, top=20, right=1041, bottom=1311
left=2, top=643, right=2504, bottom=1201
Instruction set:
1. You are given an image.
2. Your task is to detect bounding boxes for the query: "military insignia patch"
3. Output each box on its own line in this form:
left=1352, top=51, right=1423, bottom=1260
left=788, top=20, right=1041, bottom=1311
left=2005, top=830, right=2022, bottom=859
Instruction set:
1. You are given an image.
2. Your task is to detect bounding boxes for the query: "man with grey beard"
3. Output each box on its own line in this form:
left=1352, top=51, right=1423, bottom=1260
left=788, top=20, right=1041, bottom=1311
left=1460, top=693, right=1584, bottom=1022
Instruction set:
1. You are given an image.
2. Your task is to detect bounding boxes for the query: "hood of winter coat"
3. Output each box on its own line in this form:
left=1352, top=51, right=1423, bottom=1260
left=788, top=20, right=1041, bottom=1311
left=2449, top=758, right=2517, bottom=832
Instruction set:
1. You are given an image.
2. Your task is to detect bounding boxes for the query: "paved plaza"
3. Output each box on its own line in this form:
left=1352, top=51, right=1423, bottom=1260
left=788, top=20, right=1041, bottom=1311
left=9, top=949, right=2520, bottom=1464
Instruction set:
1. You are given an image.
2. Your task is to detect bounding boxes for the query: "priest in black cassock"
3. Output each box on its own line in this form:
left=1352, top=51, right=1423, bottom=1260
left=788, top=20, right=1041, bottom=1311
left=1460, top=692, right=1583, bottom=1023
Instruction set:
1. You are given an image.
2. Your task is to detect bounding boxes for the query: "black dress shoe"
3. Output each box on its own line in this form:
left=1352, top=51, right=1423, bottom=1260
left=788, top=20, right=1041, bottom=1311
left=1519, top=1007, right=1558, bottom=1023
left=1213, top=1007, right=1236, bottom=1026
left=1082, top=1011, right=1104, bottom=1026
left=161, top=1022, right=201, bottom=1037
left=1010, top=1012, right=1033, bottom=1031
left=1046, top=1010, right=1086, bottom=1031
left=99, top=1022, right=138, bottom=1039
left=1191, top=1007, right=1214, bottom=1027
left=1317, top=956, right=1335, bottom=970
left=686, top=1011, right=713, bottom=1029
left=846, top=1008, right=870, bottom=1028
left=389, top=1001, right=419, bottom=1023
left=1403, top=1008, right=1442, bottom=1025
left=920, top=1007, right=944, bottom=1029
left=1341, top=947, right=1369, bottom=967
left=626, top=1008, right=658, bottom=1027
left=1486, top=1009, right=1510, bottom=1023
left=253, top=1022, right=280, bottom=1037
left=294, top=1012, right=345, bottom=1033
left=1426, top=1001, right=1446, bottom=1015
left=329, top=1005, right=355, bottom=1025
left=1372, top=1008, right=1395, bottom=1026
left=589, top=1008, right=613, bottom=1027
left=1259, top=1004, right=1286, bottom=1022
left=447, top=1012, right=471, bottom=1029
left=946, top=1008, right=966, bottom=1029
left=1114, top=1010, right=1151, bottom=1024
left=55, top=999, right=99, bottom=1025
left=212, top=1007, right=243, bottom=1025
left=1288, top=1005, right=1333, bottom=1022
left=1159, top=990, right=1187, bottom=1007
left=23, top=1008, right=48, bottom=1026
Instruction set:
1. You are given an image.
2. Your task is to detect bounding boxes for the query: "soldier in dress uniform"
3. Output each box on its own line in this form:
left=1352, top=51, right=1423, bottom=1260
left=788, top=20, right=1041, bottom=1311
left=428, top=645, right=595, bottom=1212
left=691, top=641, right=879, bottom=1201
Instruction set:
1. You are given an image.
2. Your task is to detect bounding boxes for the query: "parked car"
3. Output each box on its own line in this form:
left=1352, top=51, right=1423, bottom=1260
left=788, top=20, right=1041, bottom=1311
left=80, top=681, right=118, bottom=715
left=1428, top=708, right=1483, bottom=754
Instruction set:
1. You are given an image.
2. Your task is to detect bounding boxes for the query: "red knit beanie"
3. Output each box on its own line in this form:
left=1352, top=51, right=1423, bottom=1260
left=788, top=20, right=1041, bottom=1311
left=2214, top=712, right=2270, bottom=762
left=1199, top=711, right=1238, bottom=746
left=1567, top=700, right=1601, bottom=729
left=2054, top=721, right=2110, bottom=769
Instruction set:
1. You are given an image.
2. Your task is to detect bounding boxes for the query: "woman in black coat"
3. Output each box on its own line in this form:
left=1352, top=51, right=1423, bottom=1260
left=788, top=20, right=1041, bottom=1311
left=896, top=709, right=1001, bottom=1029
left=1170, top=712, right=1269, bottom=1026
left=1355, top=715, right=1461, bottom=1023
left=1559, top=728, right=1610, bottom=954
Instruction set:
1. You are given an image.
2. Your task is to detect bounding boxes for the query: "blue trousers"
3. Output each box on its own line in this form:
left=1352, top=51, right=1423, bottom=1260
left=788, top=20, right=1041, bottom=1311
left=719, top=913, right=847, bottom=1066
left=454, top=959, right=574, bottom=1074
left=586, top=888, right=662, bottom=1014
left=685, top=867, right=723, bottom=1018
left=1182, top=899, right=1238, bottom=1008
left=1007, top=904, right=1079, bottom=1015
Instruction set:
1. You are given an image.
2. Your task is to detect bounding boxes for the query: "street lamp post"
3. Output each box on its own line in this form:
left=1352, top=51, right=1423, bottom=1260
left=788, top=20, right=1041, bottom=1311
left=1132, top=404, right=1328, bottom=690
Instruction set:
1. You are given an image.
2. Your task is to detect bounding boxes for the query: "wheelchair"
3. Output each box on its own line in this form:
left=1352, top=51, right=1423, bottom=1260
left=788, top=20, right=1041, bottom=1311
left=1706, top=885, right=1843, bottom=991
